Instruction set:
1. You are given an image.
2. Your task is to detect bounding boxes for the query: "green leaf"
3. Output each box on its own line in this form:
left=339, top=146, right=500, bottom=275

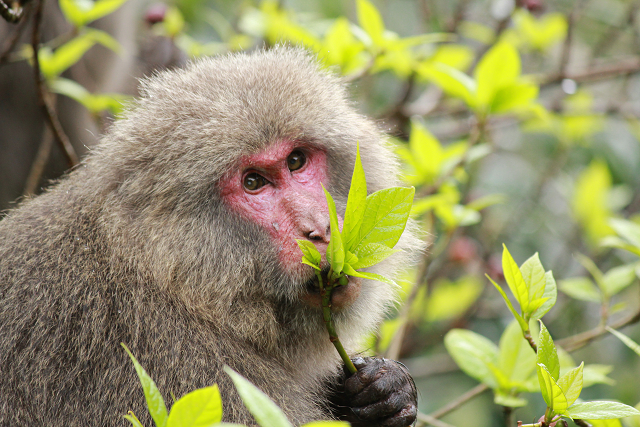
left=166, top=385, right=223, bottom=427
left=356, top=0, right=385, bottom=47
left=559, top=277, right=601, bottom=302
left=486, top=274, right=528, bottom=332
left=557, top=362, right=584, bottom=407
left=408, top=121, right=443, bottom=184
left=602, top=264, right=637, bottom=297
left=124, top=411, right=144, bottom=427
left=498, top=320, right=537, bottom=384
left=490, top=81, right=539, bottom=114
left=520, top=252, right=546, bottom=302
left=60, top=0, right=128, bottom=27
left=323, top=185, right=345, bottom=275
left=444, top=329, right=500, bottom=389
left=351, top=243, right=399, bottom=269
left=425, top=276, right=483, bottom=322
left=122, top=344, right=168, bottom=427
left=417, top=62, right=476, bottom=107
left=609, top=218, right=640, bottom=249
left=502, top=244, right=530, bottom=313
left=224, top=366, right=293, bottom=427
left=342, top=144, right=368, bottom=252
left=606, top=326, right=640, bottom=357
left=537, top=363, right=568, bottom=414
left=342, top=266, right=397, bottom=286
left=537, top=321, right=560, bottom=381
left=532, top=271, right=557, bottom=319
left=296, top=240, right=322, bottom=267
left=582, top=364, right=615, bottom=387
left=475, top=42, right=520, bottom=110
left=494, top=392, right=528, bottom=408
left=39, top=29, right=121, bottom=79
left=566, top=401, right=640, bottom=420
left=355, top=187, right=414, bottom=250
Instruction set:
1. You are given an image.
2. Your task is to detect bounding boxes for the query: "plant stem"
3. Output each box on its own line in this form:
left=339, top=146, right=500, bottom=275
left=318, top=270, right=357, bottom=374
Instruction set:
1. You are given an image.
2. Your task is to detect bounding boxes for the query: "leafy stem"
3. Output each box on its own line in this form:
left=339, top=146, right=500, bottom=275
left=319, top=269, right=357, bottom=375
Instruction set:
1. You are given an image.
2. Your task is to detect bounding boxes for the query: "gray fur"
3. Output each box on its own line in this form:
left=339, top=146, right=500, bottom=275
left=0, top=47, right=420, bottom=425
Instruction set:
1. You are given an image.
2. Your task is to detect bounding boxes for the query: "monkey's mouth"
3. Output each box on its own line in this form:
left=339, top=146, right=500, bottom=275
left=301, top=267, right=362, bottom=310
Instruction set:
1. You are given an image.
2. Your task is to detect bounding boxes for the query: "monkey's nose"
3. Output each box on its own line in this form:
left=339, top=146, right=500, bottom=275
left=306, top=225, right=330, bottom=243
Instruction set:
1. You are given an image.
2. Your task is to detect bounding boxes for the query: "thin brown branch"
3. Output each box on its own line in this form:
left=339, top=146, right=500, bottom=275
left=416, top=412, right=456, bottom=427
left=23, top=125, right=54, bottom=195
left=428, top=383, right=488, bottom=420
left=557, top=307, right=640, bottom=352
left=0, top=2, right=29, bottom=65
left=30, top=0, right=79, bottom=167
left=541, top=57, right=640, bottom=86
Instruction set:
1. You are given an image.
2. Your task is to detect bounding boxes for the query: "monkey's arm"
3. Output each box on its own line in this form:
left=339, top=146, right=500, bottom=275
left=328, top=357, right=417, bottom=427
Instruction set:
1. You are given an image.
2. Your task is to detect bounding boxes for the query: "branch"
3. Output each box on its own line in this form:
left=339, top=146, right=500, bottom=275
left=0, top=1, right=29, bottom=65
left=30, top=0, right=79, bottom=167
left=416, top=412, right=456, bottom=427
left=541, top=57, right=640, bottom=86
left=557, top=307, right=640, bottom=352
left=428, top=383, right=488, bottom=420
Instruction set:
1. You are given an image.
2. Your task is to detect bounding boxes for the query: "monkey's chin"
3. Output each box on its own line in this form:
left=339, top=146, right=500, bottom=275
left=300, top=269, right=362, bottom=310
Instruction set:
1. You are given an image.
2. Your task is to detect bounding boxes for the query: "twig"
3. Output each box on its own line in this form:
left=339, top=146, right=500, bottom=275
left=557, top=307, right=640, bottom=352
left=416, top=412, right=457, bottom=427
left=23, top=125, right=54, bottom=195
left=30, top=0, right=79, bottom=167
left=428, top=383, right=488, bottom=419
left=0, top=2, right=29, bottom=65
left=541, top=57, right=640, bottom=86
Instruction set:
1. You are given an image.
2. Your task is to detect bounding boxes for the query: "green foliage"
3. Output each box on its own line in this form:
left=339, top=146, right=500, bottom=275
left=486, top=245, right=557, bottom=333
left=298, top=144, right=414, bottom=286
left=60, top=0, right=128, bottom=28
left=122, top=344, right=224, bottom=427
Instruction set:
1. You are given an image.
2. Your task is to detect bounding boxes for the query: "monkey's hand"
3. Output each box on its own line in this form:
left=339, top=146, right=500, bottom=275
left=330, top=357, right=417, bottom=427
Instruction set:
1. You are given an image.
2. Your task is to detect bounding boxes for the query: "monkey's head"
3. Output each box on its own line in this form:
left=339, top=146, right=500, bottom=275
left=91, top=47, right=418, bottom=350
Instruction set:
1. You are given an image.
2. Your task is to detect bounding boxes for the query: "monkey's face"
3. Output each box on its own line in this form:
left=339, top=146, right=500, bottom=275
left=219, top=139, right=361, bottom=310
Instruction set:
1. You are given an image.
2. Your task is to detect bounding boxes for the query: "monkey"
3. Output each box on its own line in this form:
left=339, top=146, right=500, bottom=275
left=0, top=47, right=420, bottom=426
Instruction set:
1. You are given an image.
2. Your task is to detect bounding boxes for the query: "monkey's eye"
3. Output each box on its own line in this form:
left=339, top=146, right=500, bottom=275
left=243, top=173, right=268, bottom=191
left=287, top=150, right=306, bottom=171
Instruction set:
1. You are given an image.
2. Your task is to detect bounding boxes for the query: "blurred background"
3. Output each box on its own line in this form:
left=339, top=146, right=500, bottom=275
left=2, top=0, right=640, bottom=425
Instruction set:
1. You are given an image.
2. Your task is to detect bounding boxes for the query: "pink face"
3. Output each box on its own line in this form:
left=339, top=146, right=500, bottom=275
left=219, top=140, right=361, bottom=308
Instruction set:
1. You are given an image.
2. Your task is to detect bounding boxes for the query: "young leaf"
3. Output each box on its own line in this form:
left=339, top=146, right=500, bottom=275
left=559, top=277, right=601, bottom=302
left=537, top=321, right=560, bottom=381
left=224, top=366, right=293, bottom=427
left=565, top=401, right=640, bottom=420
left=520, top=252, right=546, bottom=302
left=537, top=363, right=568, bottom=414
left=486, top=274, right=528, bottom=331
left=351, top=243, right=399, bottom=269
left=498, top=320, right=537, bottom=384
left=557, top=362, right=583, bottom=408
left=124, top=411, right=144, bottom=427
left=342, top=265, right=397, bottom=286
left=609, top=218, right=640, bottom=249
left=531, top=271, right=557, bottom=319
left=356, top=0, right=385, bottom=47
left=356, top=187, right=415, bottom=249
left=475, top=42, right=520, bottom=110
left=502, top=244, right=530, bottom=313
left=444, top=329, right=500, bottom=389
left=166, top=385, right=223, bottom=427
left=322, top=185, right=345, bottom=275
left=602, top=264, right=637, bottom=297
left=296, top=240, right=322, bottom=267
left=121, top=344, right=168, bottom=427
left=342, top=144, right=368, bottom=252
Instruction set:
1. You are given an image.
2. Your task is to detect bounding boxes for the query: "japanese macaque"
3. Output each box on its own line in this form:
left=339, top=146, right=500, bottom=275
left=0, top=47, right=420, bottom=426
